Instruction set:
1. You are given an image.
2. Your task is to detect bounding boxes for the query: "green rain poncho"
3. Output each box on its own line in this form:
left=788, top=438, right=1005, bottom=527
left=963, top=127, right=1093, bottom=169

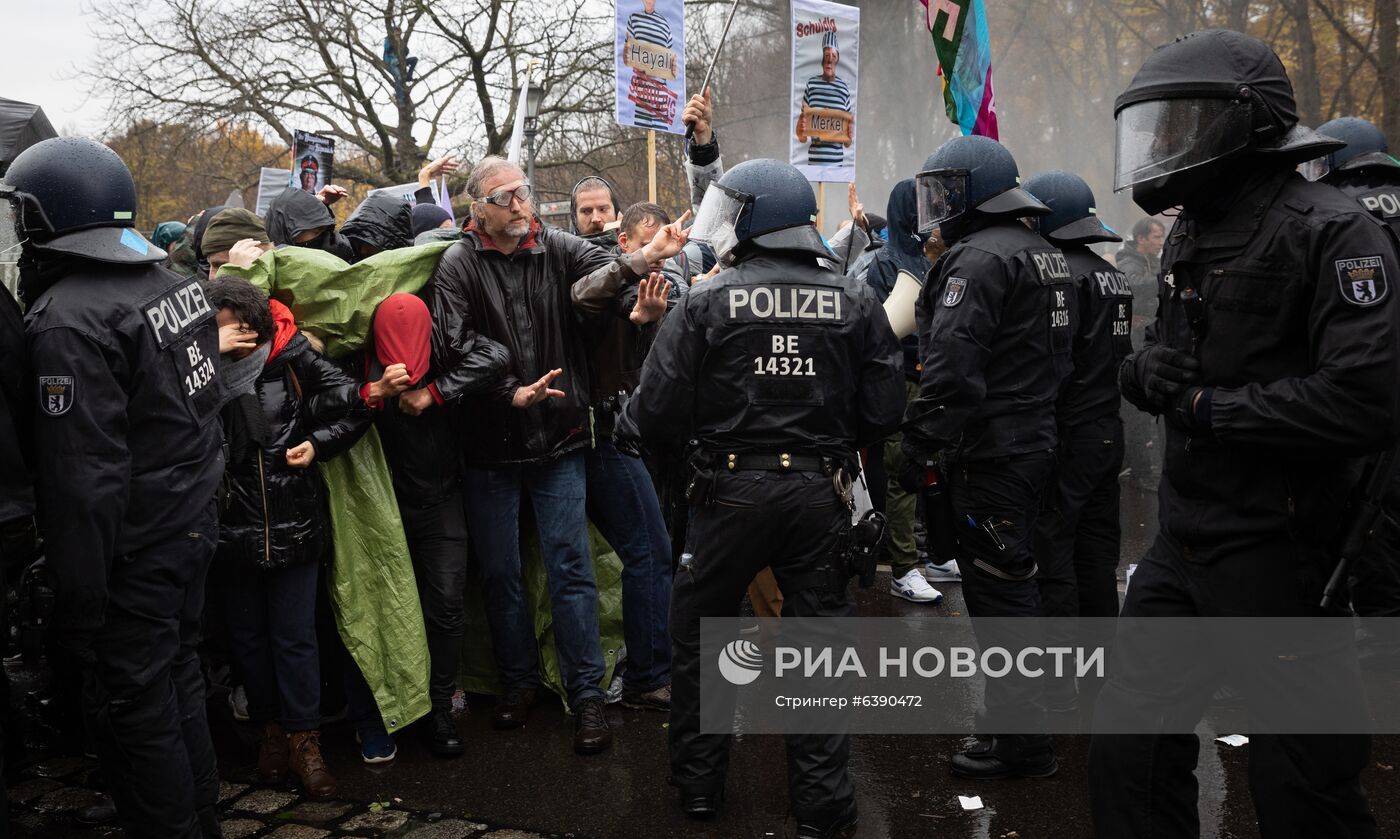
left=222, top=243, right=625, bottom=730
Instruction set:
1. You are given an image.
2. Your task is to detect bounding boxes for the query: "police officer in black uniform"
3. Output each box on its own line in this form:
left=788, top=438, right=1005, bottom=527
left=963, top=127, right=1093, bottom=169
left=616, top=159, right=904, bottom=839
left=1308, top=117, right=1400, bottom=664
left=3, top=137, right=226, bottom=838
left=1091, top=30, right=1400, bottom=837
left=900, top=135, right=1072, bottom=779
left=1022, top=170, right=1133, bottom=711
left=1308, top=117, right=1400, bottom=236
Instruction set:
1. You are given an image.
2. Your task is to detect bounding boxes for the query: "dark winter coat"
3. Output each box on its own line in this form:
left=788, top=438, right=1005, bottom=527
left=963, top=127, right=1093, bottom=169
left=219, top=311, right=370, bottom=570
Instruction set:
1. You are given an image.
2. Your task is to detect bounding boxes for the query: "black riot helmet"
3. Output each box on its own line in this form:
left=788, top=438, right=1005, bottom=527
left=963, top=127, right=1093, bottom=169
left=1304, top=117, right=1398, bottom=181
left=0, top=137, right=164, bottom=264
left=1113, top=29, right=1342, bottom=214
left=689, top=158, right=830, bottom=265
left=915, top=135, right=1048, bottom=242
left=1022, top=170, right=1121, bottom=246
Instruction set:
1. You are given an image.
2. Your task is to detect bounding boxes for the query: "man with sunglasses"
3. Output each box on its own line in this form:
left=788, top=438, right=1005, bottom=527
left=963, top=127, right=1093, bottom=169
left=427, top=156, right=689, bottom=756
left=899, top=134, right=1073, bottom=780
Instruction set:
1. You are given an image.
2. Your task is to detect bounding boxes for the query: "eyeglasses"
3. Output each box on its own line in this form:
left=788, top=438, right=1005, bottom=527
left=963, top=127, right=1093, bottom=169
left=479, top=184, right=532, bottom=208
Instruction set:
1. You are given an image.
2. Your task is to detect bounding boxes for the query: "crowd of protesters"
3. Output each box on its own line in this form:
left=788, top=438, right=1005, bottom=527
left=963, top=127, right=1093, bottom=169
left=1, top=76, right=1289, bottom=837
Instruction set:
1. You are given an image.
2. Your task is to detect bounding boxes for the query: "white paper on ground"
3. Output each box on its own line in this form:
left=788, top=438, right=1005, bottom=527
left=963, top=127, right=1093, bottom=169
left=1215, top=734, right=1249, bottom=747
left=958, top=795, right=984, bottom=810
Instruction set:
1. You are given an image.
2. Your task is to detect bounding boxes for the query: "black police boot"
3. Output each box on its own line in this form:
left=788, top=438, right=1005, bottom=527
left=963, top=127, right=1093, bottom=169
left=796, top=798, right=859, bottom=839
left=678, top=788, right=724, bottom=820
left=427, top=708, right=465, bottom=758
left=950, top=735, right=1058, bottom=780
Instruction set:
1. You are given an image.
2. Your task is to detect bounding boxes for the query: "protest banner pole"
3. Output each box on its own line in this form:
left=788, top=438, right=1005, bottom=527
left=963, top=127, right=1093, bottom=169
left=648, top=129, right=658, bottom=202
left=685, top=0, right=741, bottom=139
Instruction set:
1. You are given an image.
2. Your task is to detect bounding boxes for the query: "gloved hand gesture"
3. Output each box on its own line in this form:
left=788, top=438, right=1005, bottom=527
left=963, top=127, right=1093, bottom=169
left=1121, top=346, right=1201, bottom=412
left=897, top=438, right=939, bottom=494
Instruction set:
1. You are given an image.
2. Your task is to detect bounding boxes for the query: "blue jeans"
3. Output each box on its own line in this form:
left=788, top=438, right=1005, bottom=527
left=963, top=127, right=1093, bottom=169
left=222, top=557, right=322, bottom=731
left=464, top=451, right=605, bottom=708
left=586, top=440, right=672, bottom=691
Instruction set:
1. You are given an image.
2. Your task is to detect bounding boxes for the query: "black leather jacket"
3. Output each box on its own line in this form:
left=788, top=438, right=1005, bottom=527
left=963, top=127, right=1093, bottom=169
left=427, top=220, right=647, bottom=466
left=220, top=332, right=370, bottom=568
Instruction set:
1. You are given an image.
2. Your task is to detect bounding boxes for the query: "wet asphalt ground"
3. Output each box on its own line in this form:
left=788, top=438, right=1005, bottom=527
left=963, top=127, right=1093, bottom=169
left=8, top=481, right=1400, bottom=838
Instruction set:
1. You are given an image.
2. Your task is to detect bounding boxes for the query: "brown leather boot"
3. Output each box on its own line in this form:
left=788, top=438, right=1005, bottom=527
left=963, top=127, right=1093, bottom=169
left=257, top=721, right=290, bottom=785
left=288, top=729, right=336, bottom=799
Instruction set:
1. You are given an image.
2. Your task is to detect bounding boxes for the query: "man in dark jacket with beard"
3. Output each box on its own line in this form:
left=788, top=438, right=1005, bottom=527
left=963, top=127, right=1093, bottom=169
left=428, top=155, right=690, bottom=755
left=265, top=186, right=354, bottom=261
left=340, top=193, right=414, bottom=262
left=1092, top=30, right=1400, bottom=837
left=5, top=137, right=225, bottom=838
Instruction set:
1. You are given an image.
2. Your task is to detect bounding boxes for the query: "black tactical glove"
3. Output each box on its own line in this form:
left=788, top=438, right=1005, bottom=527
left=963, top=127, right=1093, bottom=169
left=1120, top=346, right=1202, bottom=413
left=897, top=439, right=938, bottom=495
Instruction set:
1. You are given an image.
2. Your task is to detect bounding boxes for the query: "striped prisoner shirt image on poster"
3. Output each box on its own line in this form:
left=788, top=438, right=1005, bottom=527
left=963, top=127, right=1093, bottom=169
left=627, top=1, right=675, bottom=130
left=800, top=30, right=852, bottom=166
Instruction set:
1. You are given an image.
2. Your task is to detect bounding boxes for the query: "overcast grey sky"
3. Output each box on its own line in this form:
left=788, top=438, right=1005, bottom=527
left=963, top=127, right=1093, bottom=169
left=3, top=0, right=108, bottom=135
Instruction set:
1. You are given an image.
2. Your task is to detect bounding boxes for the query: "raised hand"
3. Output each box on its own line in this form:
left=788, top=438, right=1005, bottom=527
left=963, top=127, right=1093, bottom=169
left=630, top=273, right=673, bottom=325
left=512, top=368, right=566, bottom=408
left=640, top=210, right=693, bottom=263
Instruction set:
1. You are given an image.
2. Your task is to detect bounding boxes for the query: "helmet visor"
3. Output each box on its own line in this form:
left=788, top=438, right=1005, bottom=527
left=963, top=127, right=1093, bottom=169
left=1298, top=157, right=1331, bottom=182
left=1114, top=98, right=1253, bottom=191
left=690, top=183, right=751, bottom=263
left=915, top=169, right=969, bottom=234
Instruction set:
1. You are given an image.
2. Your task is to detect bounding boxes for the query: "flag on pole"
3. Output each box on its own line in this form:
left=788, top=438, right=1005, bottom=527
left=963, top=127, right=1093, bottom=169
left=506, top=59, right=536, bottom=164
left=921, top=0, right=998, bottom=139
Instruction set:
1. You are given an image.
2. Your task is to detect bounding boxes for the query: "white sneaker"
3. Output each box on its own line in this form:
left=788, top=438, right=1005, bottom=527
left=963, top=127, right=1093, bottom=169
left=890, top=569, right=944, bottom=603
left=922, top=559, right=962, bottom=582
left=228, top=684, right=249, bottom=722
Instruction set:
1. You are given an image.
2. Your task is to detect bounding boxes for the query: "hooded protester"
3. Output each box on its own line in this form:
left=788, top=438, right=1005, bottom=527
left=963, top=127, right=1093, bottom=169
left=352, top=292, right=508, bottom=759
left=163, top=211, right=205, bottom=279
left=150, top=221, right=187, bottom=251
left=264, top=187, right=354, bottom=262
left=339, top=193, right=414, bottom=262
left=183, top=204, right=228, bottom=279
